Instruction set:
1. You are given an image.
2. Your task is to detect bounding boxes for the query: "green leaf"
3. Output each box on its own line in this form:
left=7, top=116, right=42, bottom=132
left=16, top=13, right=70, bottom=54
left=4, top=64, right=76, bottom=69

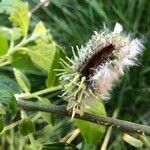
left=0, top=27, right=21, bottom=41
left=19, top=119, right=35, bottom=136
left=0, top=0, right=20, bottom=13
left=0, top=0, right=30, bottom=36
left=46, top=46, right=66, bottom=87
left=33, top=21, right=50, bottom=44
left=0, top=86, right=17, bottom=114
left=11, top=51, right=39, bottom=71
left=76, top=99, right=106, bottom=146
left=27, top=43, right=65, bottom=79
left=123, top=133, right=143, bottom=148
left=27, top=44, right=55, bottom=74
left=0, top=116, right=4, bottom=133
left=0, top=34, right=8, bottom=56
left=0, top=74, right=19, bottom=114
left=9, top=2, right=30, bottom=36
left=0, top=73, right=20, bottom=93
left=31, top=22, right=66, bottom=87
left=13, top=68, right=31, bottom=93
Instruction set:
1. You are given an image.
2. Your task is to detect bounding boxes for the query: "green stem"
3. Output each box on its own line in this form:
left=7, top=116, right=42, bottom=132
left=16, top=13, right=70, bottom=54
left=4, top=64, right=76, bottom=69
left=100, top=84, right=126, bottom=150
left=0, top=120, right=21, bottom=135
left=16, top=85, right=62, bottom=99
left=9, top=129, right=15, bottom=150
left=0, top=59, right=11, bottom=67
left=30, top=0, right=49, bottom=15
left=28, top=134, right=36, bottom=145
left=100, top=108, right=119, bottom=150
left=0, top=35, right=35, bottom=67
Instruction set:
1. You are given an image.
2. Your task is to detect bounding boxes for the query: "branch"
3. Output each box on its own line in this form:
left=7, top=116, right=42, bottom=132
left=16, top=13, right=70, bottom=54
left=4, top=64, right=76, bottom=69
left=18, top=100, right=150, bottom=136
left=30, top=0, right=50, bottom=15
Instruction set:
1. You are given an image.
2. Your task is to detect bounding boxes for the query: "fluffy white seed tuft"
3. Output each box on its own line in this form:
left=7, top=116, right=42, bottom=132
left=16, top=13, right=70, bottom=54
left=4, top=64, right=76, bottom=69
left=72, top=23, right=144, bottom=99
left=58, top=23, right=144, bottom=114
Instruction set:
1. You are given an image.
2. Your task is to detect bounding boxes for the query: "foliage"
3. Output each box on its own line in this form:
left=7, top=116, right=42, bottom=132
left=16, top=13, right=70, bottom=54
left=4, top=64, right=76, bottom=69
left=0, top=0, right=149, bottom=149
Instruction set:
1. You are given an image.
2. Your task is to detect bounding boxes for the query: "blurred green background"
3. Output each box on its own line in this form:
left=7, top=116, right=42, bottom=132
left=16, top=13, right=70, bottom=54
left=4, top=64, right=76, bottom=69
left=0, top=0, right=150, bottom=149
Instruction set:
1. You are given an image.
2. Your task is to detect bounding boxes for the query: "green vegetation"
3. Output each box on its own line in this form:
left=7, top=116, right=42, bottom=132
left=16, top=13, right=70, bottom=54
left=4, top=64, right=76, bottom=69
left=0, top=0, right=149, bottom=149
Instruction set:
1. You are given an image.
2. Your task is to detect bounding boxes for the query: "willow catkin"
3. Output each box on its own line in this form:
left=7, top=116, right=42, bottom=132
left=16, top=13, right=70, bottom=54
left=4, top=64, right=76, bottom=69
left=58, top=23, right=144, bottom=116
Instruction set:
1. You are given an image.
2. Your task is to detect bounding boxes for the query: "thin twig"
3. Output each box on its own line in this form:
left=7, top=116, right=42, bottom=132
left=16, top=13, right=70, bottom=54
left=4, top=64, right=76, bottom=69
left=15, top=85, right=62, bottom=99
left=0, top=120, right=21, bottom=135
left=61, top=129, right=80, bottom=143
left=30, top=0, right=49, bottom=15
left=66, top=129, right=80, bottom=144
left=100, top=110, right=118, bottom=150
left=18, top=100, right=150, bottom=136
